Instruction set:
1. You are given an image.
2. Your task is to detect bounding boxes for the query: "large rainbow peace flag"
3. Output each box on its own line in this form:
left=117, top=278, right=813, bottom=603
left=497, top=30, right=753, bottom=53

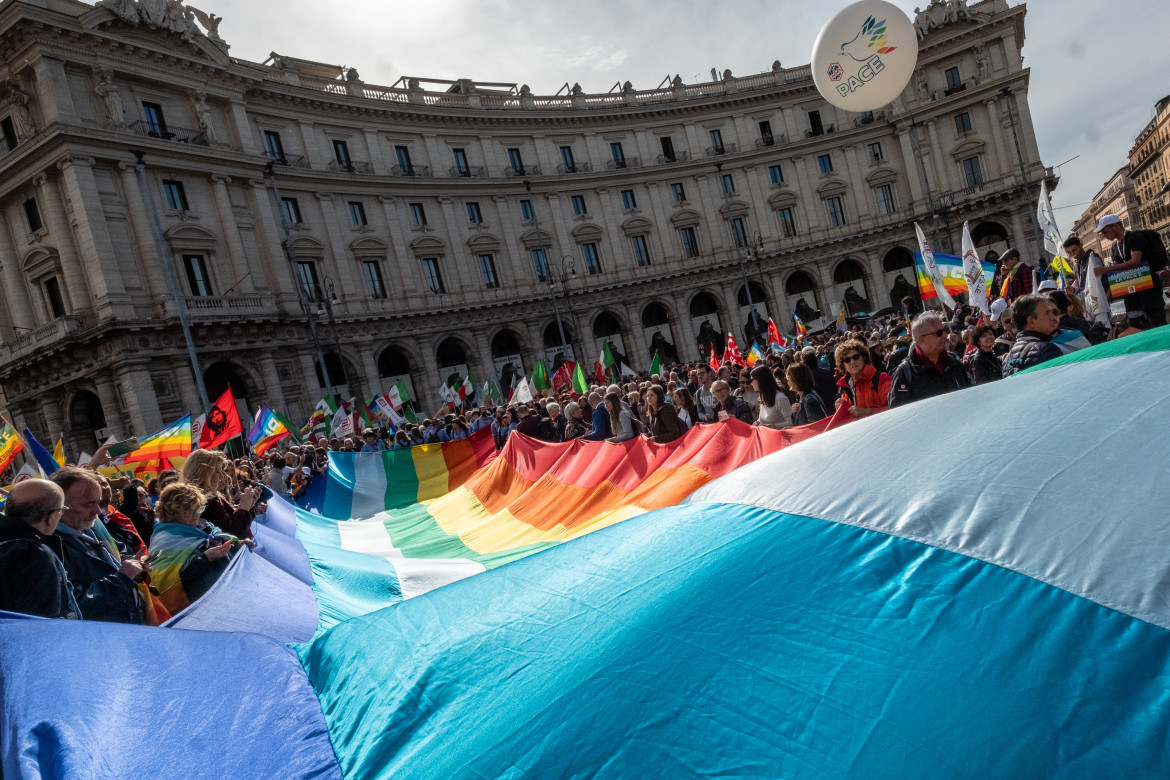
left=122, top=413, right=192, bottom=475
left=914, top=251, right=995, bottom=301
left=3, top=328, right=1170, bottom=778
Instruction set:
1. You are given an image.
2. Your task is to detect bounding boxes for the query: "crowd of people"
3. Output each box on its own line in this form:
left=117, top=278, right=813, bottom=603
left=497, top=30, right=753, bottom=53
left=1, top=216, right=1166, bottom=624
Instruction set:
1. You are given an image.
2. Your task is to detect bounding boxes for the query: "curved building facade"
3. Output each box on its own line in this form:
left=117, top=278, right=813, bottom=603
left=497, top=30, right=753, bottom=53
left=0, top=0, right=1050, bottom=454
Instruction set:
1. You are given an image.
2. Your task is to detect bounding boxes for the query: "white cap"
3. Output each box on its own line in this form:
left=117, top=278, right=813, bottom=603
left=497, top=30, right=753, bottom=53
left=1037, top=279, right=1059, bottom=291
left=989, top=298, right=1009, bottom=322
left=1094, top=214, right=1121, bottom=232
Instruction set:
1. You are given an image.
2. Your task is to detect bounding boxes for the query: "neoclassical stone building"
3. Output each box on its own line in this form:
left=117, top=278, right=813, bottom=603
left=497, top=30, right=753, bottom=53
left=0, top=0, right=1051, bottom=454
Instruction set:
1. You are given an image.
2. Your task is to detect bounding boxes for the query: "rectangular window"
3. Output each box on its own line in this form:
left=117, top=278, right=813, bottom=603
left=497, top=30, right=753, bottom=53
left=466, top=202, right=482, bottom=223
left=571, top=195, right=587, bottom=216
left=0, top=117, right=16, bottom=151
left=875, top=184, right=896, bottom=215
left=660, top=136, right=676, bottom=162
left=295, top=261, right=319, bottom=301
left=507, top=147, right=524, bottom=173
left=421, top=257, right=445, bottom=294
left=817, top=154, right=833, bottom=174
left=954, top=111, right=973, bottom=134
left=867, top=142, right=883, bottom=162
left=184, top=254, right=214, bottom=297
left=582, top=242, right=602, bottom=274
left=720, top=173, right=735, bottom=194
left=363, top=260, right=387, bottom=299
left=263, top=130, right=285, bottom=162
left=620, top=189, right=637, bottom=210
left=44, top=276, right=66, bottom=318
left=759, top=120, right=774, bottom=145
left=531, top=248, right=550, bottom=281
left=142, top=101, right=167, bottom=137
left=708, top=129, right=724, bottom=153
left=23, top=198, right=43, bottom=233
left=826, top=196, right=846, bottom=227
left=453, top=148, right=470, bottom=175
left=520, top=199, right=535, bottom=221
left=162, top=180, right=188, bottom=211
left=332, top=139, right=351, bottom=167
left=478, top=253, right=500, bottom=288
left=394, top=145, right=413, bottom=173
left=776, top=207, right=797, bottom=237
left=768, top=165, right=784, bottom=185
left=808, top=110, right=824, bottom=136
left=409, top=202, right=427, bottom=226
left=631, top=235, right=650, bottom=266
left=729, top=217, right=748, bottom=247
left=679, top=226, right=700, bottom=257
left=280, top=197, right=302, bottom=224
left=962, top=156, right=984, bottom=188
left=610, top=142, right=626, bottom=168
left=559, top=145, right=576, bottom=172
left=348, top=201, right=367, bottom=226
left=945, top=66, right=962, bottom=90
left=670, top=182, right=686, bottom=203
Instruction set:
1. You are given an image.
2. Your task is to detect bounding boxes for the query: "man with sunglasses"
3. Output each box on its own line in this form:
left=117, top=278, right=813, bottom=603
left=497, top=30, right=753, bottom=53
left=0, top=479, right=81, bottom=619
left=888, top=311, right=970, bottom=408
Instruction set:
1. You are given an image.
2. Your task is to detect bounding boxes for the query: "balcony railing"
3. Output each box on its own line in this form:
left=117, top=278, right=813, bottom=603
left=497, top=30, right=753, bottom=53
left=127, top=120, right=211, bottom=146
left=556, top=161, right=592, bottom=174
left=853, top=110, right=886, bottom=127
left=263, top=151, right=310, bottom=169
left=447, top=165, right=486, bottom=178
left=504, top=164, right=540, bottom=177
left=705, top=142, right=737, bottom=157
left=0, top=315, right=80, bottom=364
left=805, top=124, right=835, bottom=138
left=755, top=134, right=786, bottom=148
left=605, top=157, right=640, bottom=170
left=943, top=82, right=968, bottom=97
left=328, top=159, right=374, bottom=175
left=391, top=164, right=431, bottom=177
left=185, top=295, right=267, bottom=312
left=656, top=151, right=689, bottom=164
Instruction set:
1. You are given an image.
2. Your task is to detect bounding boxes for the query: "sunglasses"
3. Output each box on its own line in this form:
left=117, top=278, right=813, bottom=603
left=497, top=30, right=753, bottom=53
left=843, top=354, right=864, bottom=364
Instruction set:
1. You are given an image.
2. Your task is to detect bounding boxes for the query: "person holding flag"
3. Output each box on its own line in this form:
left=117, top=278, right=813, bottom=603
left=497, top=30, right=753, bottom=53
left=723, top=334, right=745, bottom=367
left=961, top=220, right=991, bottom=317
left=914, top=222, right=957, bottom=310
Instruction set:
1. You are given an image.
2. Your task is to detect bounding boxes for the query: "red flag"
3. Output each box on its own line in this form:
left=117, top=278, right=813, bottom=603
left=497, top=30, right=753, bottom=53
left=708, top=344, right=720, bottom=372
left=552, top=361, right=575, bottom=392
left=766, top=318, right=788, bottom=348
left=199, top=388, right=243, bottom=448
left=723, top=333, right=746, bottom=367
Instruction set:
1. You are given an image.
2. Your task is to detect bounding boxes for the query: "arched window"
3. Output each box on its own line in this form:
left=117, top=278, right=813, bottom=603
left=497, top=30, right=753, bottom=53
left=436, top=338, right=468, bottom=367
left=688, top=292, right=719, bottom=317
left=377, top=346, right=411, bottom=378
left=592, top=311, right=623, bottom=338
left=883, top=247, right=915, bottom=272
left=785, top=271, right=817, bottom=295
left=737, top=281, right=769, bottom=307
left=69, top=390, right=106, bottom=432
left=642, top=302, right=671, bottom=327
left=834, top=259, right=866, bottom=285
left=544, top=321, right=574, bottom=348
left=490, top=329, right=523, bottom=357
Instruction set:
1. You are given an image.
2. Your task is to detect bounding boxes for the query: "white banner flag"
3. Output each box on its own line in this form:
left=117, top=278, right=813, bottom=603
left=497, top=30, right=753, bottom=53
left=191, top=413, right=206, bottom=449
left=914, top=222, right=956, bottom=309
left=1084, top=252, right=1111, bottom=325
left=331, top=406, right=354, bottom=438
left=1036, top=179, right=1063, bottom=257
left=961, top=221, right=990, bottom=316
left=513, top=375, right=534, bottom=404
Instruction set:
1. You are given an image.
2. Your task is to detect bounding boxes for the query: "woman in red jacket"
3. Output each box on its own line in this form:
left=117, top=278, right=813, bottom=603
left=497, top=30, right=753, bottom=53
left=833, top=339, right=892, bottom=418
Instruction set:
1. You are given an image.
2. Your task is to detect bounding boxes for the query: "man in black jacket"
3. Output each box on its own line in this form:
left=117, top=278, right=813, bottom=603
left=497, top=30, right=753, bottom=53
left=0, top=479, right=80, bottom=619
left=50, top=466, right=145, bottom=624
left=888, top=311, right=970, bottom=408
left=1002, top=294, right=1064, bottom=377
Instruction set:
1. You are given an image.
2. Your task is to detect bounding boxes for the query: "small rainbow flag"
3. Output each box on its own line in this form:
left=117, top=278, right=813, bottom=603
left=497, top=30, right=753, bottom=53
left=124, top=414, right=192, bottom=464
left=249, top=406, right=289, bottom=456
left=0, top=418, right=24, bottom=474
left=793, top=313, right=808, bottom=339
left=745, top=343, right=764, bottom=366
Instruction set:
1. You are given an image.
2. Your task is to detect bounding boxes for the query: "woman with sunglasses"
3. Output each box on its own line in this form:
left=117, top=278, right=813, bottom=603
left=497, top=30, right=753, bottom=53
left=179, top=449, right=260, bottom=540
left=833, top=339, right=892, bottom=419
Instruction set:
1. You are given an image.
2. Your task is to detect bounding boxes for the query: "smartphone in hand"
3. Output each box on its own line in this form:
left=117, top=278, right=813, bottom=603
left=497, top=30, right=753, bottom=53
left=108, top=437, right=140, bottom=457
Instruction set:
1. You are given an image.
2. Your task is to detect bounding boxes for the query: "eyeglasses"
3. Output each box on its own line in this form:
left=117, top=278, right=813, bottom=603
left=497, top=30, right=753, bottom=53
left=843, top=354, right=864, bottom=364
left=52, top=506, right=69, bottom=515
left=920, top=329, right=948, bottom=339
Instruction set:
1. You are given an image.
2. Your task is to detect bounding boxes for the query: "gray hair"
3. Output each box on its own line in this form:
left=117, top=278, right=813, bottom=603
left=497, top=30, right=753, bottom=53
left=546, top=402, right=561, bottom=416
left=910, top=311, right=946, bottom=342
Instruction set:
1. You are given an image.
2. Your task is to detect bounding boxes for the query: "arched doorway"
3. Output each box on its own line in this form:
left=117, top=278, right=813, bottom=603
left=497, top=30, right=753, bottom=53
left=833, top=259, right=872, bottom=315
left=542, top=321, right=575, bottom=370
left=972, top=221, right=1010, bottom=265
left=689, top=292, right=724, bottom=360
left=883, top=247, right=920, bottom=310
left=592, top=311, right=627, bottom=370
left=377, top=346, right=416, bottom=411
left=641, top=301, right=678, bottom=365
left=435, top=337, right=471, bottom=392
left=736, top=282, right=770, bottom=345
left=785, top=271, right=820, bottom=326
left=203, top=361, right=253, bottom=424
left=69, top=390, right=106, bottom=451
left=315, top=352, right=358, bottom=401
left=490, top=329, right=525, bottom=389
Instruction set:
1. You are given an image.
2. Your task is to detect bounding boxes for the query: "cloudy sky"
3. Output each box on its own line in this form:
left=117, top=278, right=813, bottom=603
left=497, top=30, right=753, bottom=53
left=207, top=0, right=1167, bottom=225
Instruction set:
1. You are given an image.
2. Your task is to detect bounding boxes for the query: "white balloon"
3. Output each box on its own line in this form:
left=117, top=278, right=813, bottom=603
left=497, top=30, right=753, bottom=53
left=811, top=0, right=919, bottom=112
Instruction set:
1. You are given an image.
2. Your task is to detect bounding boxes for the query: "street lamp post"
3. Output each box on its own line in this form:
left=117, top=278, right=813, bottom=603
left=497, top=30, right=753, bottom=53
left=265, top=161, right=335, bottom=402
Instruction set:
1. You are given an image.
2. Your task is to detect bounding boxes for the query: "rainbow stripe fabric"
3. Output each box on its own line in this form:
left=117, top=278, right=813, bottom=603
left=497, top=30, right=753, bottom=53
left=123, top=413, right=192, bottom=464
left=1106, top=263, right=1155, bottom=298
left=914, top=251, right=995, bottom=300
left=248, top=406, right=289, bottom=455
left=0, top=419, right=24, bottom=473
left=3, top=328, right=1170, bottom=778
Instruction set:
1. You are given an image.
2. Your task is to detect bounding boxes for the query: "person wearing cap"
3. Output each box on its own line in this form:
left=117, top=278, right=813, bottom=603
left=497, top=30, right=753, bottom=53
left=991, top=300, right=1015, bottom=357
left=1037, top=279, right=1059, bottom=292
left=994, top=248, right=1034, bottom=303
left=360, top=429, right=385, bottom=453
left=1093, top=213, right=1169, bottom=326
left=1002, top=293, right=1063, bottom=377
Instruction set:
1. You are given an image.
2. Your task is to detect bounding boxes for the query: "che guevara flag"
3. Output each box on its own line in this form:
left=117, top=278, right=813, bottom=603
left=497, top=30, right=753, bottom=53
left=199, top=388, right=244, bottom=448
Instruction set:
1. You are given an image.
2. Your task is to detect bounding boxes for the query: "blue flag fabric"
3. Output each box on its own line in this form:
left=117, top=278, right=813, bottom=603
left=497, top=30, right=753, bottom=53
left=20, top=428, right=58, bottom=475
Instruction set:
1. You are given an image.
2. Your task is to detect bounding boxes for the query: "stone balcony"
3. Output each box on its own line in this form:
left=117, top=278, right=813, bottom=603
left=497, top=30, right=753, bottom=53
left=0, top=316, right=81, bottom=365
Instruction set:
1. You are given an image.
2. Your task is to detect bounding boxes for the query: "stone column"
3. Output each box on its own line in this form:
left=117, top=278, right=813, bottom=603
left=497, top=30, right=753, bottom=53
left=174, top=358, right=203, bottom=418
left=92, top=374, right=125, bottom=438
left=256, top=354, right=287, bottom=412
left=119, top=365, right=163, bottom=435
left=865, top=254, right=889, bottom=309
left=209, top=175, right=252, bottom=293
left=925, top=120, right=950, bottom=193
left=842, top=144, right=872, bottom=219
left=245, top=179, right=298, bottom=307
left=670, top=290, right=698, bottom=361
left=792, top=157, right=822, bottom=229
left=117, top=162, right=167, bottom=302
left=40, top=396, right=64, bottom=442
left=0, top=217, right=33, bottom=330
left=362, top=129, right=386, bottom=175
left=982, top=98, right=1006, bottom=179
left=895, top=126, right=927, bottom=207
left=356, top=342, right=381, bottom=397
left=34, top=172, right=90, bottom=314
left=621, top=300, right=650, bottom=367
left=31, top=55, right=78, bottom=126
left=57, top=157, right=132, bottom=317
